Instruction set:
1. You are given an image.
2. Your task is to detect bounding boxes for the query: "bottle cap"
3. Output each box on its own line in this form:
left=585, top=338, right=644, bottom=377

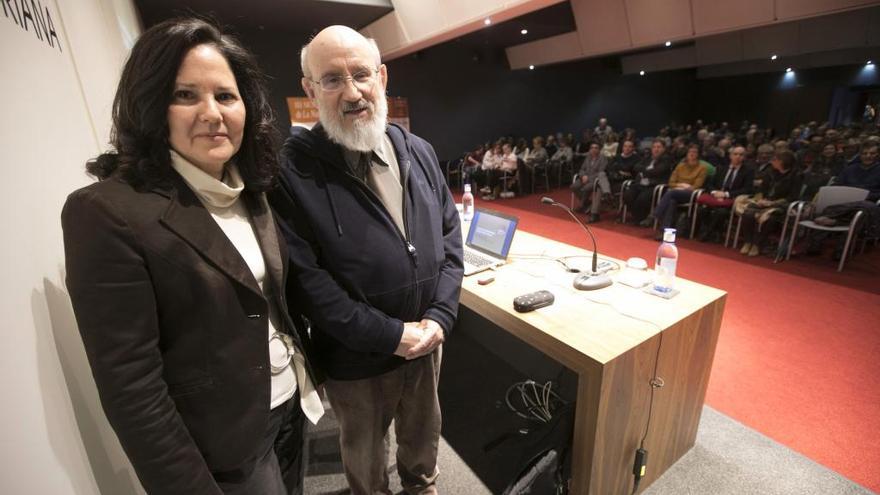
left=663, top=228, right=676, bottom=243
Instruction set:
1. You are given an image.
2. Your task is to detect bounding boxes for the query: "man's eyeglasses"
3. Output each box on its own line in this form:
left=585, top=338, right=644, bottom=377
left=310, top=69, right=379, bottom=93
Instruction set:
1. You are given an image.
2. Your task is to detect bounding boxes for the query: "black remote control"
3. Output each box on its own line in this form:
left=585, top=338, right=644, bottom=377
left=513, top=290, right=555, bottom=313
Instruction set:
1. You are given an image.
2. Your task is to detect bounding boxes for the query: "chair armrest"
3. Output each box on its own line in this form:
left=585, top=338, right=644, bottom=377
left=621, top=179, right=633, bottom=193
left=789, top=200, right=808, bottom=225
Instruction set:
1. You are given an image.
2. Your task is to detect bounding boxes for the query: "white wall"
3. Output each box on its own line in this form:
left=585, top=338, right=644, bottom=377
left=0, top=0, right=143, bottom=493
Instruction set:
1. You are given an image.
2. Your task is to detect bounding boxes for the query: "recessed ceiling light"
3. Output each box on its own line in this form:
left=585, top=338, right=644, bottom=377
left=665, top=41, right=671, bottom=47
left=529, top=65, right=535, bottom=70
left=484, top=18, right=491, bottom=26
left=521, top=29, right=528, bottom=35
left=785, top=67, right=792, bottom=73
left=770, top=54, right=778, bottom=60
left=639, top=70, right=645, bottom=76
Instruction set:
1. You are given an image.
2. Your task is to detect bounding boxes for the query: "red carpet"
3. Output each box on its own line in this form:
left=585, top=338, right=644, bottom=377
left=459, top=188, right=880, bottom=492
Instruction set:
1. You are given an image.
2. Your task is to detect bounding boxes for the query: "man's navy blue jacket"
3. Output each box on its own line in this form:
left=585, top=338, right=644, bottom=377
left=269, top=123, right=464, bottom=380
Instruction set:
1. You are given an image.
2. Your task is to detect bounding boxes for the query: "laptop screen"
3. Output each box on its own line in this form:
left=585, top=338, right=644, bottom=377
left=466, top=208, right=518, bottom=259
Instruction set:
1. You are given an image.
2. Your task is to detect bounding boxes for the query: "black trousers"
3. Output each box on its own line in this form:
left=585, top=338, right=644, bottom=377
left=214, top=393, right=306, bottom=495
left=624, top=183, right=656, bottom=222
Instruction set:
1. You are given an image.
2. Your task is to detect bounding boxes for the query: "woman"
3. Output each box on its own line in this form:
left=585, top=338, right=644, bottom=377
left=645, top=144, right=710, bottom=234
left=739, top=151, right=803, bottom=257
left=474, top=140, right=502, bottom=195
left=61, top=18, right=322, bottom=495
left=601, top=132, right=619, bottom=159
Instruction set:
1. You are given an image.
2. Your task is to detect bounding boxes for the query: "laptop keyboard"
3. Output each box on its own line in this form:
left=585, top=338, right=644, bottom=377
left=464, top=250, right=495, bottom=268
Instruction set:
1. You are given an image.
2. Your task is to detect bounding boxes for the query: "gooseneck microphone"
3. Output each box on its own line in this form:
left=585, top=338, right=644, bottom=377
left=541, top=197, right=613, bottom=291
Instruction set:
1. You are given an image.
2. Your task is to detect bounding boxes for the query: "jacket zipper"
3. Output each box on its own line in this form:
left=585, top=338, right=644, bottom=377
left=343, top=163, right=419, bottom=269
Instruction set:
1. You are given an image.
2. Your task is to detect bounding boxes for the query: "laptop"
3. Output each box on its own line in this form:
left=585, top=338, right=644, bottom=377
left=463, top=208, right=519, bottom=276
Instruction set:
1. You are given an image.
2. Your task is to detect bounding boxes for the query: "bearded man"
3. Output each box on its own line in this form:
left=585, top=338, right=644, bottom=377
left=268, top=26, right=463, bottom=495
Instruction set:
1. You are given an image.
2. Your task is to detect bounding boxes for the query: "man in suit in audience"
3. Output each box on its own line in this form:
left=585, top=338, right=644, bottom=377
left=696, top=146, right=755, bottom=242
left=623, top=139, right=673, bottom=224
left=571, top=142, right=609, bottom=223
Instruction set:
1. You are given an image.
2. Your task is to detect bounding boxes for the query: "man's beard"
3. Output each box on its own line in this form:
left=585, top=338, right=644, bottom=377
left=318, top=93, right=388, bottom=152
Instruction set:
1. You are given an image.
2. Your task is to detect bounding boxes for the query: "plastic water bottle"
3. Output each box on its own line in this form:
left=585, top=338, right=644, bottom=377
left=462, top=183, right=474, bottom=222
left=654, top=228, right=678, bottom=293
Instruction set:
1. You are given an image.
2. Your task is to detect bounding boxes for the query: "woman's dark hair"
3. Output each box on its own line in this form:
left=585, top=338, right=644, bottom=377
left=88, top=17, right=278, bottom=192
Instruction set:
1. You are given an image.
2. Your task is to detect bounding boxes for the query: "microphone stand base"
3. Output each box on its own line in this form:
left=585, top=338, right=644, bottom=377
left=572, top=273, right=613, bottom=291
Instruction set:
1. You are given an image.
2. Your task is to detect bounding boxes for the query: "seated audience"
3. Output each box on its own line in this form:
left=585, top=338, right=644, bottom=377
left=521, top=136, right=549, bottom=191
left=836, top=142, right=880, bottom=201
left=624, top=139, right=673, bottom=223
left=473, top=141, right=502, bottom=194
left=754, top=143, right=775, bottom=189
left=738, top=151, right=803, bottom=257
left=493, top=142, right=519, bottom=198
left=648, top=144, right=710, bottom=237
left=799, top=150, right=832, bottom=200
left=601, top=132, right=619, bottom=159
left=607, top=139, right=639, bottom=192
left=570, top=142, right=609, bottom=222
left=545, top=134, right=558, bottom=158
left=462, top=144, right=485, bottom=184
left=818, top=143, right=845, bottom=176
left=696, top=146, right=755, bottom=242
left=594, top=117, right=613, bottom=141
left=574, top=129, right=593, bottom=164
left=551, top=136, right=574, bottom=166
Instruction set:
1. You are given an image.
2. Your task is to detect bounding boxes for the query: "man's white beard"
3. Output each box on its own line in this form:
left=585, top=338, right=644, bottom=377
left=319, top=94, right=388, bottom=152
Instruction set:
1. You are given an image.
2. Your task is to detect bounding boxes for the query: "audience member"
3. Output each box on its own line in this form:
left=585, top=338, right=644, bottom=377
left=624, top=139, right=673, bottom=223
left=594, top=117, right=613, bottom=141
left=607, top=139, right=639, bottom=191
left=521, top=136, right=549, bottom=191
left=648, top=144, right=710, bottom=237
left=837, top=142, right=880, bottom=201
left=696, top=146, right=755, bottom=242
left=800, top=150, right=832, bottom=200
left=570, top=142, right=609, bottom=222
left=545, top=134, right=558, bottom=158
left=738, top=151, right=802, bottom=257
left=601, top=132, right=619, bottom=159
left=473, top=141, right=502, bottom=195
left=462, top=144, right=484, bottom=184
left=819, top=143, right=845, bottom=176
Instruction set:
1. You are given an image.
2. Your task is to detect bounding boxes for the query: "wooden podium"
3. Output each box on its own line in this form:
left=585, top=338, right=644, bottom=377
left=459, top=231, right=726, bottom=494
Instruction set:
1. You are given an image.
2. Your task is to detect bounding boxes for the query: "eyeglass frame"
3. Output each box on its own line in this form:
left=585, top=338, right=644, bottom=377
left=307, top=67, right=382, bottom=93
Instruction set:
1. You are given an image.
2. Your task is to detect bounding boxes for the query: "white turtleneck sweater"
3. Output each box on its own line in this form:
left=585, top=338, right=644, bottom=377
left=170, top=151, right=323, bottom=423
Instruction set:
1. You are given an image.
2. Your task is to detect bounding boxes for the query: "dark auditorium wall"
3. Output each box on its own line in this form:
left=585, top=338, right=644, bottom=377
left=383, top=42, right=696, bottom=161
left=692, top=64, right=875, bottom=137
left=230, top=27, right=312, bottom=133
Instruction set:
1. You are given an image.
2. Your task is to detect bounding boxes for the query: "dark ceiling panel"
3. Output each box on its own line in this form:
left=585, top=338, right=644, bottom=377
left=450, top=1, right=576, bottom=50
left=135, top=0, right=393, bottom=34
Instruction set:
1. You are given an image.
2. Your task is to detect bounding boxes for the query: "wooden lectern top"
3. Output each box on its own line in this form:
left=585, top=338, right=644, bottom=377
left=460, top=230, right=726, bottom=373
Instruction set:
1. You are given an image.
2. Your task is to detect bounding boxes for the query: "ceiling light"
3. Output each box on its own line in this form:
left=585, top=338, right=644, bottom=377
left=785, top=67, right=792, bottom=73
left=868, top=60, right=875, bottom=66
left=665, top=41, right=671, bottom=47
left=529, top=65, right=535, bottom=70
left=639, top=70, right=645, bottom=76
left=484, top=18, right=491, bottom=26
left=770, top=54, right=777, bottom=60
left=521, top=29, right=528, bottom=35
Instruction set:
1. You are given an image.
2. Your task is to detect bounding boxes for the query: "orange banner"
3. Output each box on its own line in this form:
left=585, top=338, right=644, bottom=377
left=287, top=96, right=410, bottom=131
